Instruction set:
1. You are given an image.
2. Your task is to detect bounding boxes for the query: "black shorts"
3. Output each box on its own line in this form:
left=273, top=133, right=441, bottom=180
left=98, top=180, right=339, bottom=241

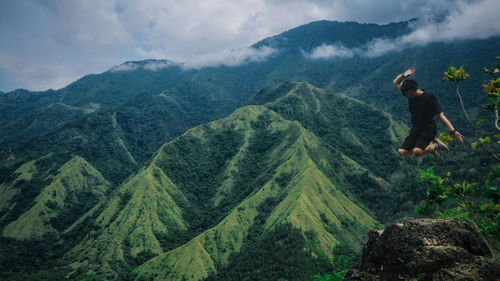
left=400, top=125, right=436, bottom=151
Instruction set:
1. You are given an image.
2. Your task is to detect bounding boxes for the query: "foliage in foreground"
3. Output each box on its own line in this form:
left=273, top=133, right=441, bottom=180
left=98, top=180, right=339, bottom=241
left=310, top=244, right=359, bottom=281
left=416, top=57, right=500, bottom=260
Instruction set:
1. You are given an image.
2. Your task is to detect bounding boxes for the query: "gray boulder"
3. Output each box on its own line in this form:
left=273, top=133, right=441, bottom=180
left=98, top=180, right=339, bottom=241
left=343, top=218, right=500, bottom=281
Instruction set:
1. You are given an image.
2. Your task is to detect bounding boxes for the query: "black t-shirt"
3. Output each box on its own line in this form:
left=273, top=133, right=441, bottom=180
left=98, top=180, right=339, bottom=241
left=408, top=91, right=442, bottom=129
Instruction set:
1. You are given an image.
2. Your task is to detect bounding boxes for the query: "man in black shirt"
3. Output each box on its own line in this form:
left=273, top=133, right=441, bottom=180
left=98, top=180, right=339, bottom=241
left=393, top=67, right=464, bottom=157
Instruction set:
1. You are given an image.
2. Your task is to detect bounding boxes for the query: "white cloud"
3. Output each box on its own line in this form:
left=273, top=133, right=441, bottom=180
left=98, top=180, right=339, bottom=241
left=182, top=46, right=277, bottom=69
left=306, top=44, right=355, bottom=59
left=143, top=61, right=177, bottom=71
left=109, top=60, right=181, bottom=72
left=305, top=39, right=403, bottom=60
left=363, top=38, right=403, bottom=58
left=110, top=62, right=141, bottom=72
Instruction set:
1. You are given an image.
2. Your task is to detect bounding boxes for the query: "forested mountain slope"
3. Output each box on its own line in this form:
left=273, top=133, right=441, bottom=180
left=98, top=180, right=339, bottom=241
left=50, top=82, right=405, bottom=280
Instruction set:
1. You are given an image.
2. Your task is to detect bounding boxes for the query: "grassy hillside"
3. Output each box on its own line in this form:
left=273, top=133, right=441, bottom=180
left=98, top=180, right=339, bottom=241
left=131, top=103, right=383, bottom=281
left=0, top=153, right=58, bottom=227
left=2, top=155, right=110, bottom=240
left=0, top=91, right=197, bottom=189
left=61, top=160, right=188, bottom=278
left=57, top=83, right=407, bottom=280
left=252, top=82, right=415, bottom=221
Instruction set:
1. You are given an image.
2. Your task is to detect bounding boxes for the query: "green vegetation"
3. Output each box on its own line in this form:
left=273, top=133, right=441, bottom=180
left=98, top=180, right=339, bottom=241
left=2, top=155, right=110, bottom=240
left=1, top=19, right=499, bottom=281
left=260, top=82, right=416, bottom=222
left=0, top=234, right=71, bottom=280
left=415, top=58, right=500, bottom=260
left=1, top=91, right=199, bottom=188
left=311, top=244, right=359, bottom=281
left=214, top=112, right=286, bottom=215
left=204, top=223, right=334, bottom=281
left=0, top=155, right=55, bottom=228
left=132, top=98, right=378, bottom=281
left=0, top=101, right=89, bottom=150
left=3, top=19, right=498, bottom=183
left=0, top=79, right=428, bottom=280
left=155, top=125, right=244, bottom=233
left=205, top=194, right=359, bottom=281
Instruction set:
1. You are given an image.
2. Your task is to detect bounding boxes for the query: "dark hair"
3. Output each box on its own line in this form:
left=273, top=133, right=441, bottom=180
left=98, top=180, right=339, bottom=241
left=400, top=79, right=418, bottom=96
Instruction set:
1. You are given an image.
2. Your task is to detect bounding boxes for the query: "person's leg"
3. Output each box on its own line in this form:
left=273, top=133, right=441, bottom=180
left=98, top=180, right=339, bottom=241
left=412, top=147, right=427, bottom=157
left=412, top=145, right=437, bottom=156
left=398, top=149, right=413, bottom=157
left=398, top=129, right=418, bottom=157
left=413, top=126, right=436, bottom=157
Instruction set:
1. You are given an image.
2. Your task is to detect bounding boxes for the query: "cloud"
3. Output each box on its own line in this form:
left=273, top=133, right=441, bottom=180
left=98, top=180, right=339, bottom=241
left=110, top=60, right=180, bottom=72
left=1, top=0, right=499, bottom=91
left=143, top=61, right=177, bottom=71
left=305, top=39, right=403, bottom=59
left=363, top=38, right=404, bottom=58
left=182, top=46, right=277, bottom=69
left=306, top=0, right=500, bottom=60
left=110, top=62, right=141, bottom=72
left=306, top=44, right=355, bottom=59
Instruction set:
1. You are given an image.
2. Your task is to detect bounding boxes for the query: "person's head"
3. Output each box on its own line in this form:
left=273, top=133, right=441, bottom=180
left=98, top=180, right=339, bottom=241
left=400, top=79, right=418, bottom=98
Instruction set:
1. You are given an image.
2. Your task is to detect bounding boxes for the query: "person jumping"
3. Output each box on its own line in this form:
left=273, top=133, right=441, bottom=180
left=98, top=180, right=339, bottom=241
left=393, top=67, right=464, bottom=158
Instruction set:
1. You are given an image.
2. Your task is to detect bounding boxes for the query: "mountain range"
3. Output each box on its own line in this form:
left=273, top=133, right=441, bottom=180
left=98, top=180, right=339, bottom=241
left=0, top=19, right=498, bottom=280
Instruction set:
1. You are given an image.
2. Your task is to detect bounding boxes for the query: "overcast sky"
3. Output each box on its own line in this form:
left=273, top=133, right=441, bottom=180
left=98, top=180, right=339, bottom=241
left=1, top=0, right=499, bottom=92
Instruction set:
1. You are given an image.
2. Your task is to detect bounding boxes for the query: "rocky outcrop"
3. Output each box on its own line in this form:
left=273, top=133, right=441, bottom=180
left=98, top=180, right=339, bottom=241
left=343, top=218, right=500, bottom=281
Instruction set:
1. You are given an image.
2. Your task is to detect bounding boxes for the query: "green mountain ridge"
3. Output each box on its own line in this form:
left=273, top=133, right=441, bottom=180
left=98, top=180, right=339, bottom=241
left=2, top=155, right=110, bottom=240
left=1, top=91, right=197, bottom=191
left=0, top=101, right=94, bottom=150
left=252, top=82, right=410, bottom=219
left=58, top=82, right=399, bottom=280
left=61, top=159, right=188, bottom=277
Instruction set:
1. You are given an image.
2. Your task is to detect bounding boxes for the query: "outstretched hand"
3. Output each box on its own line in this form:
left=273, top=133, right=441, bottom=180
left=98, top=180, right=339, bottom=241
left=403, top=67, right=416, bottom=78
left=454, top=131, right=464, bottom=143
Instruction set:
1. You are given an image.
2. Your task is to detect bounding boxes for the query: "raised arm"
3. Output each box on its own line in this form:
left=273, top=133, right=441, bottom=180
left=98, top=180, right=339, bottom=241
left=438, top=112, right=464, bottom=143
left=394, top=67, right=416, bottom=89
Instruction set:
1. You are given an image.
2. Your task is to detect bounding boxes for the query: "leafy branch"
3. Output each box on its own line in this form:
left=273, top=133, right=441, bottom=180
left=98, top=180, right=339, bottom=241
left=416, top=58, right=500, bottom=260
left=444, top=64, right=500, bottom=162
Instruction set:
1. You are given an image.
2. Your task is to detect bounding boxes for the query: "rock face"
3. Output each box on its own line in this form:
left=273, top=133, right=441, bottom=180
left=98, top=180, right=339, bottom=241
left=343, top=218, right=500, bottom=281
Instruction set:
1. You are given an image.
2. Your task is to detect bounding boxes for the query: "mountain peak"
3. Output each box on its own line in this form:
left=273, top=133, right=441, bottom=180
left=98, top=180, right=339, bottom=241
left=248, top=81, right=318, bottom=105
left=2, top=155, right=110, bottom=240
left=132, top=104, right=379, bottom=281
left=253, top=19, right=413, bottom=50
